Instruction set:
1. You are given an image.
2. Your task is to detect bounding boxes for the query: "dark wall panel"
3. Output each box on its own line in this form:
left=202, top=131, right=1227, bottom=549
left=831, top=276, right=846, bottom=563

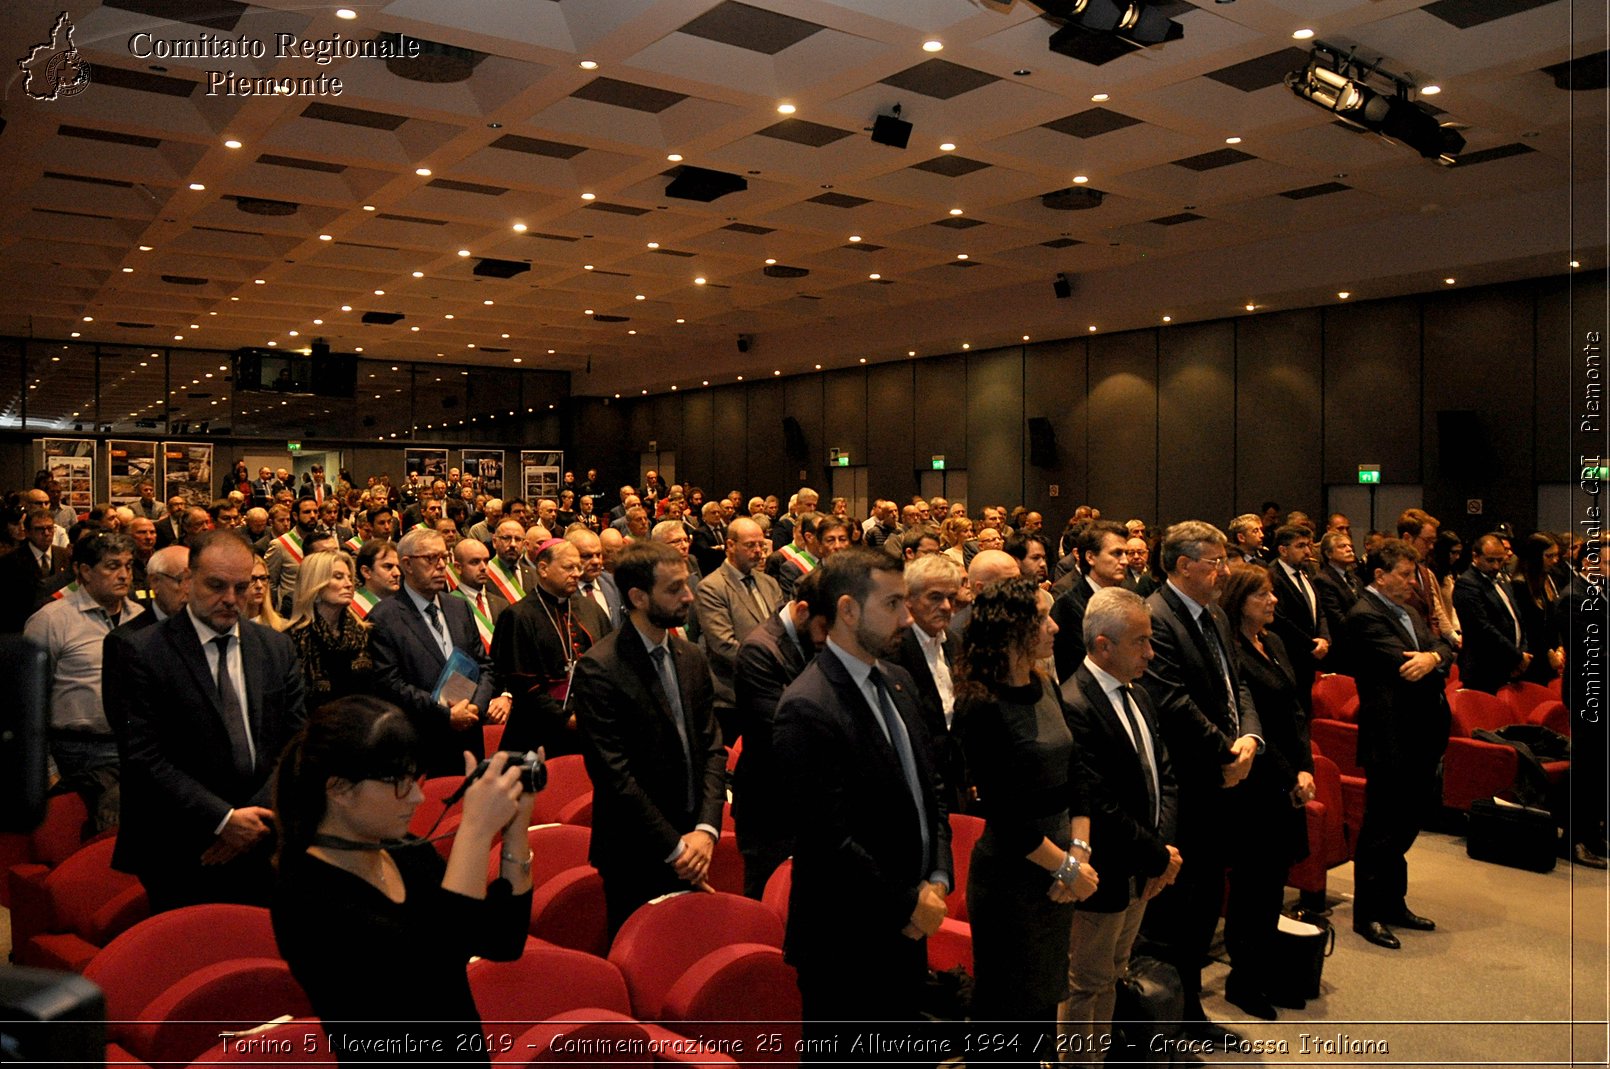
left=1086, top=331, right=1156, bottom=523
left=573, top=400, right=631, bottom=488
left=709, top=387, right=747, bottom=497
left=1422, top=284, right=1535, bottom=538
left=1534, top=277, right=1571, bottom=481
left=1322, top=297, right=1421, bottom=488
left=1159, top=320, right=1235, bottom=526
left=822, top=368, right=867, bottom=469
left=866, top=362, right=916, bottom=504
left=782, top=376, right=824, bottom=488
left=966, top=347, right=1024, bottom=512
left=745, top=381, right=788, bottom=496
left=1236, top=309, right=1323, bottom=517
left=680, top=389, right=714, bottom=490
left=915, top=355, right=968, bottom=472
left=625, top=398, right=654, bottom=454
left=1023, top=338, right=1087, bottom=517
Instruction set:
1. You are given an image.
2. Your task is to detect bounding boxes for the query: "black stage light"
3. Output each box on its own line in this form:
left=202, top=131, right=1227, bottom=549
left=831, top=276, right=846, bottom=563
left=1288, top=44, right=1464, bottom=164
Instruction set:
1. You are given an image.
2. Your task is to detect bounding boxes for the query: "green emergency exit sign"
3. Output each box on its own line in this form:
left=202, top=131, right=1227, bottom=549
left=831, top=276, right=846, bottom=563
left=1358, top=464, right=1380, bottom=485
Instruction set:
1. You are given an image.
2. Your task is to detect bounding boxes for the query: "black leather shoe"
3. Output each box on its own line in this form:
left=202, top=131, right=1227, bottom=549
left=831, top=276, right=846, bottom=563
left=1223, top=976, right=1277, bottom=1020
left=1181, top=1020, right=1244, bottom=1049
left=1354, top=920, right=1401, bottom=949
left=1574, top=843, right=1609, bottom=869
left=1390, top=909, right=1436, bottom=931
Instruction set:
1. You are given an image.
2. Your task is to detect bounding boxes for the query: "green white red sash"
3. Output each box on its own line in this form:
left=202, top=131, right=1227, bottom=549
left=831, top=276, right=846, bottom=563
left=274, top=529, right=305, bottom=564
left=50, top=581, right=80, bottom=601
left=443, top=566, right=459, bottom=593
left=777, top=543, right=818, bottom=574
left=349, top=588, right=380, bottom=621
left=343, top=535, right=363, bottom=553
left=487, top=556, right=524, bottom=604
left=453, top=587, right=494, bottom=654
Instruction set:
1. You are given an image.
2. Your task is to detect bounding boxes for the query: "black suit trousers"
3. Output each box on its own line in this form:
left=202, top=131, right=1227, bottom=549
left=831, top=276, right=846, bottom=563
left=1353, top=752, right=1441, bottom=923
left=796, top=935, right=927, bottom=1057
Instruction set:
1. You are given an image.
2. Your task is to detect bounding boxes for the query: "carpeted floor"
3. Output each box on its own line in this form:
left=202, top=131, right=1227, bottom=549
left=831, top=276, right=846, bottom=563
left=1194, top=830, right=1608, bottom=1067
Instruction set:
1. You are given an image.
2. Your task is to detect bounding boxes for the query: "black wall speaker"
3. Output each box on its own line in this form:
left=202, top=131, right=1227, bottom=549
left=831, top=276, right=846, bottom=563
left=871, top=113, right=913, bottom=149
left=1028, top=417, right=1057, bottom=467
left=1053, top=273, right=1072, bottom=299
left=783, top=416, right=808, bottom=462
left=1436, top=409, right=1491, bottom=477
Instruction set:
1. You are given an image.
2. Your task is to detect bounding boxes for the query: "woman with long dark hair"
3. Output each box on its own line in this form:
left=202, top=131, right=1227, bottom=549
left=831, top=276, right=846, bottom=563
left=1514, top=532, right=1565, bottom=684
left=954, top=577, right=1096, bottom=1056
left=272, top=696, right=534, bottom=1064
left=1219, top=563, right=1314, bottom=1018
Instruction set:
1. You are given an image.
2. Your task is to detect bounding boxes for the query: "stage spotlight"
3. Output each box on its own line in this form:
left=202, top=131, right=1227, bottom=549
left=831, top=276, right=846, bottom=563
left=1288, top=43, right=1465, bottom=164
left=1041, top=1, right=1184, bottom=65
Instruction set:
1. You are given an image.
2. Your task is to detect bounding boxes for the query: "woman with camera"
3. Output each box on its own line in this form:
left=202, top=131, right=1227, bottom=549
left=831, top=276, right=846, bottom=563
left=954, top=577, right=1097, bottom=1058
left=272, top=695, right=535, bottom=1063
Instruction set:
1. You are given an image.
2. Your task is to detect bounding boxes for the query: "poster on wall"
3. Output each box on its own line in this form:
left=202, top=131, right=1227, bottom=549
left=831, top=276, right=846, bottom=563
left=520, top=451, right=563, bottom=503
left=460, top=449, right=505, bottom=497
left=162, top=442, right=214, bottom=507
left=404, top=448, right=450, bottom=483
left=107, top=440, right=159, bottom=508
left=41, top=439, right=95, bottom=514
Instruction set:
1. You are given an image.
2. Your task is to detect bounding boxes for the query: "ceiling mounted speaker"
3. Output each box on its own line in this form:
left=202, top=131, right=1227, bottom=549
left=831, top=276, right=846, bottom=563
left=763, top=264, right=810, bottom=278
left=665, top=165, right=747, bottom=202
left=1041, top=187, right=1104, bottom=210
left=361, top=311, right=405, bottom=324
left=473, top=257, right=530, bottom=278
left=233, top=197, right=298, bottom=216
left=871, top=112, right=912, bottom=148
left=382, top=35, right=482, bottom=82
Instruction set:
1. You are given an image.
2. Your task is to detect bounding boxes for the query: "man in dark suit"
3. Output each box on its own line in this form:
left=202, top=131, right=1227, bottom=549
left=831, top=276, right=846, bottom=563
left=690, top=501, right=728, bottom=579
left=1453, top=532, right=1531, bottom=693
left=572, top=540, right=728, bottom=934
left=104, top=545, right=190, bottom=740
left=368, top=527, right=501, bottom=776
left=0, top=507, right=72, bottom=631
left=1313, top=531, right=1362, bottom=673
left=697, top=517, right=783, bottom=742
left=732, top=569, right=826, bottom=899
left=1138, top=520, right=1262, bottom=1039
left=889, top=554, right=968, bottom=814
left=1051, top=521, right=1131, bottom=683
left=117, top=531, right=306, bottom=911
left=1267, top=524, right=1333, bottom=711
left=492, top=538, right=609, bottom=758
left=773, top=548, right=953, bottom=1049
left=1060, top=586, right=1181, bottom=1065
left=1347, top=539, right=1454, bottom=949
left=567, top=527, right=622, bottom=630
left=153, top=495, right=188, bottom=549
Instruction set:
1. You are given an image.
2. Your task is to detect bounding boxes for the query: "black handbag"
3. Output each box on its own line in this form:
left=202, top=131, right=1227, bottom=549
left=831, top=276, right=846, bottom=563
left=1271, top=911, right=1334, bottom=1001
left=1467, top=797, right=1557, bottom=872
left=1112, top=954, right=1182, bottom=1066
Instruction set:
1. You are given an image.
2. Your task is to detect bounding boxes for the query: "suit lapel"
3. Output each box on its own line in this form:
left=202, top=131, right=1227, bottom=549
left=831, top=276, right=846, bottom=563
left=1077, top=668, right=1149, bottom=785
left=1160, top=585, right=1213, bottom=677
left=618, top=620, right=675, bottom=724
left=166, top=613, right=222, bottom=715
left=818, top=651, right=903, bottom=777
left=401, top=594, right=448, bottom=669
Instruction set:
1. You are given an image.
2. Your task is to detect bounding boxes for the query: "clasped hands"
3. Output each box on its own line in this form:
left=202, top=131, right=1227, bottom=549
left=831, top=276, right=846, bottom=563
left=671, top=828, right=717, bottom=891
left=1220, top=734, right=1258, bottom=787
left=902, top=880, right=949, bottom=940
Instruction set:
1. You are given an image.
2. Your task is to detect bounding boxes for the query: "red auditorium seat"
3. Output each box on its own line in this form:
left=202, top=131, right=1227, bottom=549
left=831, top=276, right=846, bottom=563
left=1528, top=700, right=1570, bottom=737
left=557, top=793, right=593, bottom=827
left=1310, top=675, right=1364, bottom=783
left=1285, top=751, right=1351, bottom=895
left=82, top=904, right=281, bottom=1067
left=408, top=775, right=466, bottom=838
left=706, top=803, right=744, bottom=896
left=484, top=722, right=506, bottom=754
left=725, top=735, right=743, bottom=774
left=121, top=957, right=312, bottom=1067
left=509, top=824, right=608, bottom=956
left=761, top=858, right=791, bottom=922
left=191, top=1019, right=328, bottom=1065
left=1501, top=681, right=1560, bottom=723
left=1444, top=689, right=1569, bottom=811
left=530, top=755, right=593, bottom=826
left=8, top=836, right=148, bottom=972
left=928, top=813, right=983, bottom=975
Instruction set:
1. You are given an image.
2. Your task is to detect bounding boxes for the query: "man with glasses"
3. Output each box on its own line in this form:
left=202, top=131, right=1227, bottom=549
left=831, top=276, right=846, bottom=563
left=25, top=530, right=143, bottom=832
left=368, top=527, right=497, bottom=775
left=492, top=537, right=606, bottom=758
left=117, top=530, right=305, bottom=909
left=1, top=507, right=72, bottom=630
left=104, top=544, right=189, bottom=749
left=1139, top=521, right=1263, bottom=1043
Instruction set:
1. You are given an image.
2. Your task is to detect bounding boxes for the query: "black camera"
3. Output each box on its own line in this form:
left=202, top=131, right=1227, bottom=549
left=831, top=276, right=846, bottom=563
left=468, top=749, right=547, bottom=794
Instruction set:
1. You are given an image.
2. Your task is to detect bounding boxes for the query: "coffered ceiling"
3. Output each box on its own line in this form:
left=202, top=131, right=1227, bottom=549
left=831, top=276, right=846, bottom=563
left=0, top=0, right=1603, bottom=398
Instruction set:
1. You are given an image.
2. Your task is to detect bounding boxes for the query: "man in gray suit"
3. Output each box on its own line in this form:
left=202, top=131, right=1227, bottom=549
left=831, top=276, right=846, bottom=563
left=696, top=516, right=782, bottom=744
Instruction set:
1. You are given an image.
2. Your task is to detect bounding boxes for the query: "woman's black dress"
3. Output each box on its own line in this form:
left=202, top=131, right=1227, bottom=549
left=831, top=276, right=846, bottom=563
left=956, top=677, right=1086, bottom=1029
left=272, top=840, right=531, bottom=1065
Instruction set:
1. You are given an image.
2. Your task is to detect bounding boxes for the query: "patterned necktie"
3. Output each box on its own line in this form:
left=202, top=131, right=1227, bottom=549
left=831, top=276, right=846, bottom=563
left=424, top=601, right=451, bottom=658
left=212, top=635, right=254, bottom=776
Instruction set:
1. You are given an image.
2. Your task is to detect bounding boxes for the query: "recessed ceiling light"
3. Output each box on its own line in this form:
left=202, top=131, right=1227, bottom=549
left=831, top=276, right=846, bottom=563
left=1013, top=68, right=1031, bottom=77
left=1162, top=315, right=1172, bottom=323
left=1091, top=93, right=1109, bottom=102
left=923, top=39, right=943, bottom=52
left=1444, top=277, right=1456, bottom=284
left=1571, top=260, right=1581, bottom=268
left=647, top=241, right=660, bottom=249
left=939, top=142, right=956, bottom=151
left=667, top=153, right=683, bottom=162
left=773, top=369, right=781, bottom=376
left=412, top=270, right=424, bottom=278
left=188, top=182, right=205, bottom=191
left=956, top=253, right=968, bottom=260
left=949, top=208, right=964, bottom=216
left=547, top=349, right=555, bottom=354
left=1245, top=303, right=1256, bottom=311
left=694, top=277, right=707, bottom=285
left=335, top=8, right=356, bottom=19
left=267, top=341, right=277, bottom=347
left=354, top=347, right=363, bottom=352
left=362, top=204, right=375, bottom=211
left=777, top=103, right=796, bottom=114
left=444, top=313, right=455, bottom=319
left=858, top=357, right=866, bottom=364
left=224, top=139, right=242, bottom=149
left=502, top=333, right=511, bottom=339
left=254, top=279, right=265, bottom=285
left=288, top=330, right=299, bottom=337
left=340, top=305, right=351, bottom=312
left=961, top=343, right=970, bottom=349
left=374, top=289, right=384, bottom=295
left=737, top=375, right=744, bottom=381
left=410, top=326, right=420, bottom=332
left=1420, top=84, right=1442, bottom=96
left=584, top=308, right=594, bottom=315
left=579, top=60, right=598, bottom=70
left=581, top=192, right=595, bottom=200
left=122, top=267, right=133, bottom=273
left=513, top=357, right=522, bottom=363
left=814, top=363, right=822, bottom=370
left=635, top=294, right=646, bottom=301
left=415, top=167, right=431, bottom=176
left=1073, top=175, right=1089, bottom=184
left=457, top=249, right=471, bottom=257
left=1292, top=28, right=1315, bottom=39
left=676, top=318, right=686, bottom=324
left=1225, top=136, right=1242, bottom=144
left=702, top=379, right=709, bottom=385
left=848, top=235, right=861, bottom=242
left=138, top=245, right=153, bottom=251
left=1088, top=325, right=1097, bottom=332
left=1023, top=335, right=1030, bottom=341
left=764, top=258, right=777, bottom=265
left=512, top=223, right=527, bottom=232
left=318, top=234, right=332, bottom=241
left=312, top=318, right=322, bottom=325
left=584, top=264, right=594, bottom=270
left=1337, top=291, right=1350, bottom=299
left=869, top=273, right=881, bottom=280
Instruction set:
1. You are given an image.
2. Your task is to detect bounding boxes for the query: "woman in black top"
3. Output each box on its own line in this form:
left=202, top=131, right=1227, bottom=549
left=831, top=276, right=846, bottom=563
left=1515, top=533, right=1565, bottom=684
left=283, top=550, right=375, bottom=702
left=955, top=577, right=1097, bottom=1058
left=1221, top=563, right=1315, bottom=1019
left=272, top=696, right=534, bottom=1065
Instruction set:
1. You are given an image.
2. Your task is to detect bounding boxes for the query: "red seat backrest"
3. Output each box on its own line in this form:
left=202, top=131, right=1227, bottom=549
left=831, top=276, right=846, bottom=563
left=470, top=938, right=632, bottom=1023
left=530, top=755, right=593, bottom=826
left=42, top=836, right=146, bottom=943
left=761, top=859, right=792, bottom=922
left=1500, top=681, right=1555, bottom=719
left=1448, top=689, right=1513, bottom=737
left=1311, top=674, right=1360, bottom=723
left=83, top=904, right=279, bottom=1024
left=31, top=793, right=91, bottom=867
left=608, top=892, right=784, bottom=1018
left=947, top=813, right=985, bottom=924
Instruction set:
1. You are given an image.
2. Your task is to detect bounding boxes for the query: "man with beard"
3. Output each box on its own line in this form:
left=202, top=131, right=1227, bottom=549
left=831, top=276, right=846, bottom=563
left=487, top=519, right=529, bottom=603
left=572, top=540, right=727, bottom=933
left=773, top=549, right=952, bottom=1048
left=493, top=538, right=609, bottom=758
left=264, top=496, right=320, bottom=617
